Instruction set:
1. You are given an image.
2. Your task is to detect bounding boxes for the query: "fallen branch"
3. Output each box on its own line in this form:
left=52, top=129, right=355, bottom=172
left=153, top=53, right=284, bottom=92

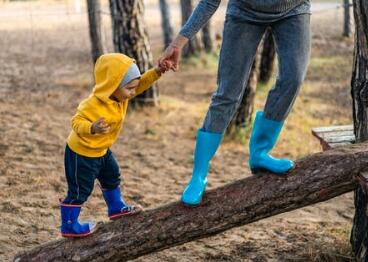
left=15, top=142, right=368, bottom=262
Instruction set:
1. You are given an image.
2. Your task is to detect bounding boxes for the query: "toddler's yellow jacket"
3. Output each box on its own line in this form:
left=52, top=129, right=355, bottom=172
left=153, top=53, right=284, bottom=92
left=67, top=53, right=160, bottom=157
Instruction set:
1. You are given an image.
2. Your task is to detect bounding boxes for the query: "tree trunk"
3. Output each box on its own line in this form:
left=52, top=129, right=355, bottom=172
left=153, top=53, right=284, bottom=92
left=202, top=21, right=213, bottom=53
left=159, top=0, right=174, bottom=49
left=109, top=0, right=159, bottom=106
left=343, top=0, right=352, bottom=37
left=350, top=0, right=368, bottom=260
left=15, top=142, right=368, bottom=262
left=259, top=28, right=276, bottom=83
left=180, top=0, right=201, bottom=58
left=227, top=46, right=262, bottom=133
left=87, top=0, right=105, bottom=63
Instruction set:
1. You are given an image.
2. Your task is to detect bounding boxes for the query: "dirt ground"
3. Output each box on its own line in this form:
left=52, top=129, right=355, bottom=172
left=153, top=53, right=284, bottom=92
left=0, top=1, right=356, bottom=261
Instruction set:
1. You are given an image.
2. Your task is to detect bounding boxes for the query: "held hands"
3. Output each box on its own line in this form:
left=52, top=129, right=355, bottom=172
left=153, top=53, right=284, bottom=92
left=155, top=60, right=172, bottom=75
left=158, top=35, right=189, bottom=72
left=91, top=117, right=110, bottom=134
left=158, top=44, right=181, bottom=72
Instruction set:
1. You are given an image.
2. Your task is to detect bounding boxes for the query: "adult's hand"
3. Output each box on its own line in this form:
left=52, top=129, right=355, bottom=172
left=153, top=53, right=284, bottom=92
left=159, top=35, right=189, bottom=72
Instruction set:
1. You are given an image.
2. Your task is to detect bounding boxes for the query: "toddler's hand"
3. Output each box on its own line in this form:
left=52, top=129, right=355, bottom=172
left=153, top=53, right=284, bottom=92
left=91, top=117, right=110, bottom=134
left=157, top=59, right=172, bottom=74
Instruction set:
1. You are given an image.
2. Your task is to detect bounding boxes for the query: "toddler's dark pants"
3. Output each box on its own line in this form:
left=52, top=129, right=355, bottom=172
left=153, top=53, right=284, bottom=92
left=63, top=144, right=121, bottom=205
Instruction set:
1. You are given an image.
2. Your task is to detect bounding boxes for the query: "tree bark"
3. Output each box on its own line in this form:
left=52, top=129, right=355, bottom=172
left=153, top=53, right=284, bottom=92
left=180, top=0, right=201, bottom=58
left=350, top=0, right=368, bottom=260
left=159, top=0, right=174, bottom=49
left=227, top=46, right=262, bottom=133
left=87, top=0, right=105, bottom=63
left=343, top=0, right=352, bottom=37
left=201, top=21, right=213, bottom=53
left=109, top=0, right=159, bottom=106
left=259, top=28, right=276, bottom=83
left=15, top=142, right=368, bottom=262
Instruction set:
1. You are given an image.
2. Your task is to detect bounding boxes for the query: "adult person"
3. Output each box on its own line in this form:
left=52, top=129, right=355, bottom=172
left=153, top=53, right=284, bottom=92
left=159, top=0, right=311, bottom=206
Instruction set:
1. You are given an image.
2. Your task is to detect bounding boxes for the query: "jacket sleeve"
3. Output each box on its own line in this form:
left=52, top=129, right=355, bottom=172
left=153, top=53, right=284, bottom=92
left=133, top=68, right=161, bottom=97
left=179, top=0, right=221, bottom=39
left=71, top=100, right=95, bottom=135
left=71, top=114, right=93, bottom=135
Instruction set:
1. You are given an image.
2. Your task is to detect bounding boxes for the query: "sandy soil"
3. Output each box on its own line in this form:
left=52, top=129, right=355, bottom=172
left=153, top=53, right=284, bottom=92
left=0, top=1, right=356, bottom=261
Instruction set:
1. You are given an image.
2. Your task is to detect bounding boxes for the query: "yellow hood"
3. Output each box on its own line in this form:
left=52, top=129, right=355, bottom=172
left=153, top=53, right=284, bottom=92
left=92, top=53, right=135, bottom=104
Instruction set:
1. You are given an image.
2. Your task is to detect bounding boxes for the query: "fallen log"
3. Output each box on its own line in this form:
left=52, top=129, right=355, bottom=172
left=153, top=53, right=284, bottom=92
left=15, top=142, right=368, bottom=262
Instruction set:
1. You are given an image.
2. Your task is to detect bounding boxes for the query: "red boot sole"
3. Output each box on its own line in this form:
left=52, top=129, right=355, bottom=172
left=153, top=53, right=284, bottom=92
left=61, top=231, right=94, bottom=238
left=109, top=206, right=142, bottom=220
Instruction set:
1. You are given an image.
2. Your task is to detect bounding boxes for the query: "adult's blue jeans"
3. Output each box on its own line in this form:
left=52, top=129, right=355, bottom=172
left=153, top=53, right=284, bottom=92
left=202, top=13, right=311, bottom=132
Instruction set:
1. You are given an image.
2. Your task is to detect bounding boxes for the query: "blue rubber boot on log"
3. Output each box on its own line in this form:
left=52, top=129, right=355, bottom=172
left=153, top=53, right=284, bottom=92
left=60, top=203, right=96, bottom=238
left=249, top=111, right=294, bottom=174
left=181, top=129, right=222, bottom=206
left=101, top=186, right=140, bottom=220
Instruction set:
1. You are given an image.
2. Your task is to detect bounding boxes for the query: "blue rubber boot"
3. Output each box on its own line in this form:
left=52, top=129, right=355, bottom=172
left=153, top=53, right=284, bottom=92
left=60, top=203, right=96, bottom=238
left=181, top=129, right=223, bottom=206
left=101, top=186, right=140, bottom=220
left=249, top=111, right=294, bottom=174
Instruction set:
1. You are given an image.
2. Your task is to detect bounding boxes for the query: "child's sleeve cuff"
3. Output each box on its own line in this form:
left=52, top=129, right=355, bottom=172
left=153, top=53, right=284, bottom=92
left=72, top=116, right=93, bottom=135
